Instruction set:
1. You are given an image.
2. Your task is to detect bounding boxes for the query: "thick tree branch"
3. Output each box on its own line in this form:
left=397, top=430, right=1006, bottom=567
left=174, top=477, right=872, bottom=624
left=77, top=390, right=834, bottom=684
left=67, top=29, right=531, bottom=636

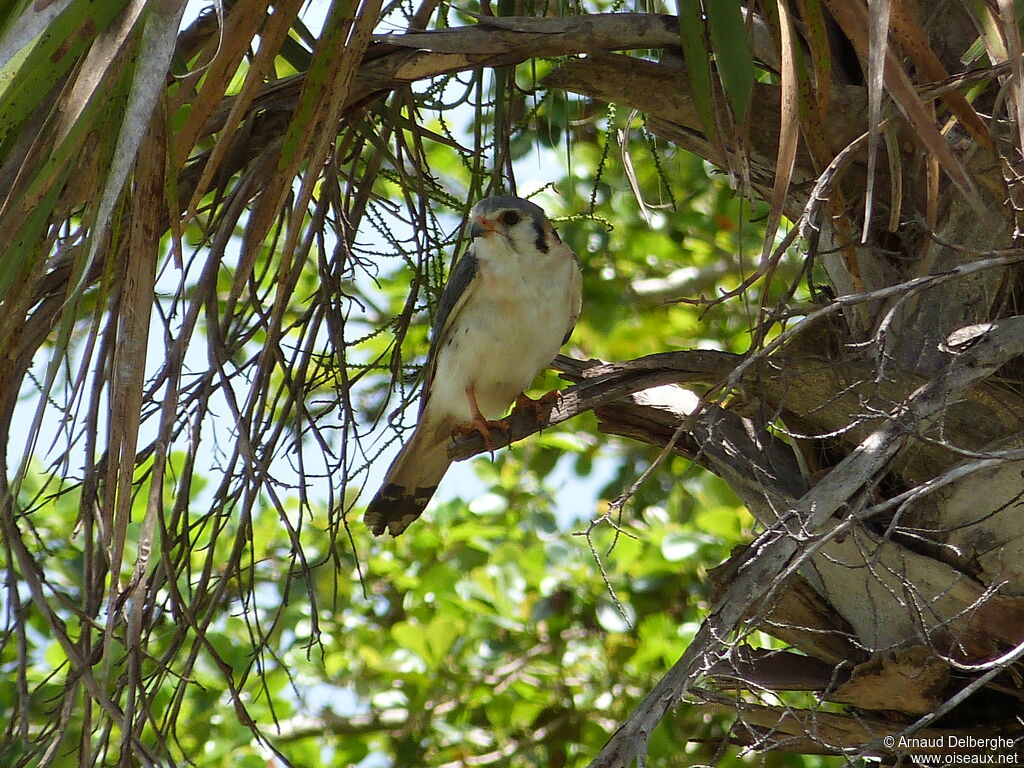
left=542, top=52, right=873, bottom=220
left=587, top=316, right=1024, bottom=768
left=200, top=13, right=778, bottom=138
left=446, top=350, right=738, bottom=460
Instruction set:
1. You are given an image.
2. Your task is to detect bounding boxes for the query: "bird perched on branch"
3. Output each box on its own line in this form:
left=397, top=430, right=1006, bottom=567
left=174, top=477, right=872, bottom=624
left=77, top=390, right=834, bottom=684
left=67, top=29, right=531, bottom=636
left=364, top=196, right=582, bottom=536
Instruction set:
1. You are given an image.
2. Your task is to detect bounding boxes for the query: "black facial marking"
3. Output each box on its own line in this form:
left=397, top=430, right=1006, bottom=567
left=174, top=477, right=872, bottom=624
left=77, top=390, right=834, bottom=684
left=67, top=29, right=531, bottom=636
left=532, top=221, right=549, bottom=254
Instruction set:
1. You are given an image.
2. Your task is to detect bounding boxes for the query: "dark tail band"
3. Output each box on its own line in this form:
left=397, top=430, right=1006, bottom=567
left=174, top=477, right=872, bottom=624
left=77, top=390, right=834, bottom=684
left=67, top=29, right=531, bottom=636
left=364, top=483, right=438, bottom=536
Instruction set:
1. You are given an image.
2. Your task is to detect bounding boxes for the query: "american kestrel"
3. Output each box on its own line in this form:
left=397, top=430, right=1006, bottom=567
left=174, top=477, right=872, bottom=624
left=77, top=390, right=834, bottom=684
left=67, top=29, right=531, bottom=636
left=364, top=196, right=583, bottom=536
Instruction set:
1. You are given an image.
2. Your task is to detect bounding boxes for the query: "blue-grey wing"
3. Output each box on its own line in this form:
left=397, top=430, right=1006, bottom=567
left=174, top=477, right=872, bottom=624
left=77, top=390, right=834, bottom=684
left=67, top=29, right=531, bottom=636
left=418, top=246, right=480, bottom=413
left=561, top=248, right=583, bottom=345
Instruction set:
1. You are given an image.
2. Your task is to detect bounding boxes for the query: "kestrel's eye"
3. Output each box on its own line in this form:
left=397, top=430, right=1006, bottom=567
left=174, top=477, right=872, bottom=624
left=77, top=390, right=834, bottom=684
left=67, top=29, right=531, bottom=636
left=500, top=211, right=521, bottom=226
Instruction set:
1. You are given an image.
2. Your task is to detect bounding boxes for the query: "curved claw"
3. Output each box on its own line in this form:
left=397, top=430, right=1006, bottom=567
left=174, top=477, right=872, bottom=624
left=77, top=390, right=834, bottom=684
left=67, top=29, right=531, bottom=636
left=511, top=389, right=560, bottom=425
left=452, top=417, right=510, bottom=454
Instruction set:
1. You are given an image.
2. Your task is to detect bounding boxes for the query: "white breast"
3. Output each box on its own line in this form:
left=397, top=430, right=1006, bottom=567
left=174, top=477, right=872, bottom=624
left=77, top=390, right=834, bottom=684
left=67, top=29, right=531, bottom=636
left=426, top=236, right=581, bottom=424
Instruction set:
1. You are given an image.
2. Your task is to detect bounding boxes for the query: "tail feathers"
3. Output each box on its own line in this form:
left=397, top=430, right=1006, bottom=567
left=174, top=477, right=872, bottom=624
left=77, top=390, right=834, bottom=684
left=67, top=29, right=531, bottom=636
left=364, top=483, right=438, bottom=536
left=364, top=428, right=450, bottom=536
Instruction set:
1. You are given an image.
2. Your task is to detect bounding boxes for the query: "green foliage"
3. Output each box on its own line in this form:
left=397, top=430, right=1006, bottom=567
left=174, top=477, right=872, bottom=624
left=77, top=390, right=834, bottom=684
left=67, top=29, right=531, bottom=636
left=705, top=0, right=755, bottom=124
left=0, top=2, right=831, bottom=766
left=2, top=446, right=821, bottom=767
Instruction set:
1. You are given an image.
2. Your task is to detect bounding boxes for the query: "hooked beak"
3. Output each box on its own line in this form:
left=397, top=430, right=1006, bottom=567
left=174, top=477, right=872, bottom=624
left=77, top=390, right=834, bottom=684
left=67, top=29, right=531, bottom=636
left=470, top=215, right=494, bottom=239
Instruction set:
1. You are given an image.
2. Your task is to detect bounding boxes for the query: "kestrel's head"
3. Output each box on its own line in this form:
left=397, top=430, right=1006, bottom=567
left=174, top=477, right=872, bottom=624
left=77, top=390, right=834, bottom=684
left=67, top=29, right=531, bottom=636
left=469, top=196, right=561, bottom=255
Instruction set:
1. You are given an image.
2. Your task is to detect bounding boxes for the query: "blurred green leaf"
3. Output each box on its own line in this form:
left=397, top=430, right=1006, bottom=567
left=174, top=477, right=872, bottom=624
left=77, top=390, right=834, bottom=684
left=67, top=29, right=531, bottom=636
left=706, top=0, right=755, bottom=123
left=676, top=0, right=717, bottom=136
left=661, top=531, right=701, bottom=561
